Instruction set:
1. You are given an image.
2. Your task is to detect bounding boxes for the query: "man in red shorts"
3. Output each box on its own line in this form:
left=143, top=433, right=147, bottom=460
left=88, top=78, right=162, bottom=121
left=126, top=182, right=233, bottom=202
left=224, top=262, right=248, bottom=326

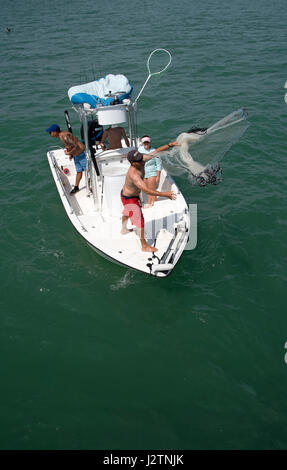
left=121, top=142, right=177, bottom=253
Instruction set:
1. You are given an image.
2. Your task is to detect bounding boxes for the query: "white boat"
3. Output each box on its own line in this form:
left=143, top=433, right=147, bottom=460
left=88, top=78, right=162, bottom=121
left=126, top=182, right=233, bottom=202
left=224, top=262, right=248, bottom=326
left=47, top=50, right=190, bottom=277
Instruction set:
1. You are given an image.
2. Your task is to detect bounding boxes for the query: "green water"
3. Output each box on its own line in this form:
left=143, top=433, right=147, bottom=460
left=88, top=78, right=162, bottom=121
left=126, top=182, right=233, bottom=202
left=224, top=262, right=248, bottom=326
left=1, top=0, right=287, bottom=450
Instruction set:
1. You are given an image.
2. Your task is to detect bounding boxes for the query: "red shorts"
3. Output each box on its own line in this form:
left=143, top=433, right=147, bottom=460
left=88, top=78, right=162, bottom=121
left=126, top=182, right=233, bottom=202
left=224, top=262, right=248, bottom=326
left=121, top=191, right=144, bottom=229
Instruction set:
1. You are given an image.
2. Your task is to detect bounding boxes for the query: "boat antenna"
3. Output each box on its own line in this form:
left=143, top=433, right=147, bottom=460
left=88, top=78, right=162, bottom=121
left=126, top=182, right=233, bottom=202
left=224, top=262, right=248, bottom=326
left=133, top=48, right=172, bottom=106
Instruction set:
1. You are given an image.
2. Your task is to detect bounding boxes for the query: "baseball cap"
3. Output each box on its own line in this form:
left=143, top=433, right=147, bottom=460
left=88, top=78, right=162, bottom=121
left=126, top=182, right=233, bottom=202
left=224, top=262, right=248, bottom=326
left=46, top=124, right=61, bottom=133
left=127, top=150, right=144, bottom=163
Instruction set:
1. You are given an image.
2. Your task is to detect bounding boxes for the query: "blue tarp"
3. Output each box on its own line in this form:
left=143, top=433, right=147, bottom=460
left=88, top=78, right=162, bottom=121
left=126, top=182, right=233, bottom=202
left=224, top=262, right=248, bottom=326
left=68, top=74, right=133, bottom=108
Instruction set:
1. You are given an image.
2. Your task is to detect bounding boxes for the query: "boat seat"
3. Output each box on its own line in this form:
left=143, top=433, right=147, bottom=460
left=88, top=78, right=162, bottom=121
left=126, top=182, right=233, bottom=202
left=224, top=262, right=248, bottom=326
left=100, top=159, right=129, bottom=217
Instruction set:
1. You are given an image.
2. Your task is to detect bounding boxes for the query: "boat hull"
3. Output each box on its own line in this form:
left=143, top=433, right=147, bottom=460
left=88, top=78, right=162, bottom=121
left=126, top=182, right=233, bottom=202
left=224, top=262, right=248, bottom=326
left=47, top=148, right=190, bottom=277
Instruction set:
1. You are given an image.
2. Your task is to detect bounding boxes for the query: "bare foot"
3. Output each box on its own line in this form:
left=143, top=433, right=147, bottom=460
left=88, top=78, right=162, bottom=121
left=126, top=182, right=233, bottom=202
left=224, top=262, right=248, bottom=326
left=141, top=244, right=158, bottom=252
left=121, top=228, right=133, bottom=234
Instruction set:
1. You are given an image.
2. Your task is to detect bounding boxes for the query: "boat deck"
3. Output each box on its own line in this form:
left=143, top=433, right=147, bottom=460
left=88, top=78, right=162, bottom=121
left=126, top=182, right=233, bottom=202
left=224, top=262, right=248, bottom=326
left=47, top=148, right=189, bottom=276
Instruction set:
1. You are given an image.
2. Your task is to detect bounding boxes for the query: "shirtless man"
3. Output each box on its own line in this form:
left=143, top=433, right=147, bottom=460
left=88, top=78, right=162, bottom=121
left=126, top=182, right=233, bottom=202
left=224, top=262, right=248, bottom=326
left=46, top=124, right=86, bottom=194
left=121, top=142, right=178, bottom=253
left=100, top=125, right=130, bottom=151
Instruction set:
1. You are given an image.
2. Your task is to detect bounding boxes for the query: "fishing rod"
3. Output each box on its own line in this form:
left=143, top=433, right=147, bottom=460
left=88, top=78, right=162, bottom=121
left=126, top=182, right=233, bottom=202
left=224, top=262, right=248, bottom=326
left=64, top=110, right=73, bottom=133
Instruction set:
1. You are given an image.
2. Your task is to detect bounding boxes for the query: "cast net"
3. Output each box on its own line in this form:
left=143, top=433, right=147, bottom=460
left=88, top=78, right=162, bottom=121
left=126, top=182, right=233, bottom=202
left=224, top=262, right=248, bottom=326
left=161, top=108, right=250, bottom=186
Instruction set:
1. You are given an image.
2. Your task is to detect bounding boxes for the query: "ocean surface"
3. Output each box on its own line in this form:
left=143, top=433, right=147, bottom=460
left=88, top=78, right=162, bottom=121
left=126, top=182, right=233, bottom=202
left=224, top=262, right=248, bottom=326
left=1, top=0, right=287, bottom=450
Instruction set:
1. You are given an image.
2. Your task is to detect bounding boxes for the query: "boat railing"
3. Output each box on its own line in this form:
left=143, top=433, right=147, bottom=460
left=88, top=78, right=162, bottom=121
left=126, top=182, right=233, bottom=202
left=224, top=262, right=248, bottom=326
left=72, top=100, right=138, bottom=149
left=152, top=220, right=187, bottom=273
left=48, top=150, right=83, bottom=218
left=48, top=145, right=63, bottom=151
left=90, top=158, right=101, bottom=212
left=71, top=100, right=138, bottom=208
left=49, top=150, right=72, bottom=203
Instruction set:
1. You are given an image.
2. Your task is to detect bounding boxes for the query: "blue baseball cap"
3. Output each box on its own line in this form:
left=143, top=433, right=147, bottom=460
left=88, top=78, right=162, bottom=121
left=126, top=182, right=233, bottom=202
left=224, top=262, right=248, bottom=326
left=46, top=124, right=61, bottom=133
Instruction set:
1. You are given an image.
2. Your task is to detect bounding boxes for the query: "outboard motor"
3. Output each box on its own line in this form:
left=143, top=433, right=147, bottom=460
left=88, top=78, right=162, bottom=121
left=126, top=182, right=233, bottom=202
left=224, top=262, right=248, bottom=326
left=81, top=119, right=104, bottom=150
left=81, top=119, right=104, bottom=176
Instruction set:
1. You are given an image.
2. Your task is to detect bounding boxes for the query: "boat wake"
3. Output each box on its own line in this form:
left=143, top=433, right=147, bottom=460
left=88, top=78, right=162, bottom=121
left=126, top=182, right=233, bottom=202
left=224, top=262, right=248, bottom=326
left=161, top=108, right=250, bottom=187
left=110, top=271, right=136, bottom=291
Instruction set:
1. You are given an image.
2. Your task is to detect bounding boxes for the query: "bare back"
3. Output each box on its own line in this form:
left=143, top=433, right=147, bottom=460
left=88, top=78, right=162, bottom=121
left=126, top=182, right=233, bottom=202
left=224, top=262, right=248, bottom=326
left=59, top=131, right=85, bottom=156
left=101, top=127, right=129, bottom=150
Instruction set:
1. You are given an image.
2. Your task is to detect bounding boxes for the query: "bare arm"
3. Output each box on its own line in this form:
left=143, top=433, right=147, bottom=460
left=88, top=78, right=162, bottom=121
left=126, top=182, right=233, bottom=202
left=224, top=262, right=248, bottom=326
left=61, top=133, right=81, bottom=155
left=100, top=130, right=108, bottom=149
left=153, top=141, right=178, bottom=154
left=143, top=141, right=178, bottom=161
left=155, top=170, right=161, bottom=186
left=132, top=172, right=176, bottom=200
left=122, top=128, right=130, bottom=147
